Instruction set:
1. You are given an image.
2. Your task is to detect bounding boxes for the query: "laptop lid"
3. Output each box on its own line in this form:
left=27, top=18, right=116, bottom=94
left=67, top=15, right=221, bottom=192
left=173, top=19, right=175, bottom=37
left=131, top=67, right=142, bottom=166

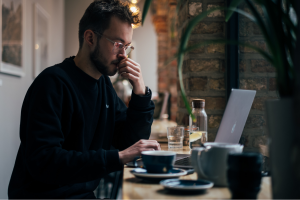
left=214, top=89, right=256, bottom=144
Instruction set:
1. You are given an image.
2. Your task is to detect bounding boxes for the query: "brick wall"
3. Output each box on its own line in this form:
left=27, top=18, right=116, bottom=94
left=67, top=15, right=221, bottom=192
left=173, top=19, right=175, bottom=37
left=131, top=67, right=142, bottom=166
left=176, top=0, right=227, bottom=144
left=175, top=0, right=276, bottom=170
left=151, top=0, right=178, bottom=121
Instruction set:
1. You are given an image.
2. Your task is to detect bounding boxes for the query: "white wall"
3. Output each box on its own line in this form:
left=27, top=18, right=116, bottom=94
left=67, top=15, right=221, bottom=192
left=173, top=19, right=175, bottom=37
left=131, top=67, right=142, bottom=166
left=0, top=0, right=65, bottom=198
left=64, top=0, right=93, bottom=57
left=132, top=1, right=157, bottom=93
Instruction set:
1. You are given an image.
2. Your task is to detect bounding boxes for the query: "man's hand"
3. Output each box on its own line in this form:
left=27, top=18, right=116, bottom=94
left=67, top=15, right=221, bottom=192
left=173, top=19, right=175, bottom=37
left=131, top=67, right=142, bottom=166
left=118, top=139, right=161, bottom=164
left=117, top=54, right=146, bottom=95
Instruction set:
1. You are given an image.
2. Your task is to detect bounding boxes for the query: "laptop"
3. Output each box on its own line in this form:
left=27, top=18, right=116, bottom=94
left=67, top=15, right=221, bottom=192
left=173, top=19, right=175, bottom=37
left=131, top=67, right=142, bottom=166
left=127, top=89, right=256, bottom=169
left=174, top=89, right=256, bottom=168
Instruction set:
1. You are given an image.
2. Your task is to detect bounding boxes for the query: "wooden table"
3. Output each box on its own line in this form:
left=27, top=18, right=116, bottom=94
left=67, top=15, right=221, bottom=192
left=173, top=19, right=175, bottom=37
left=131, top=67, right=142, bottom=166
left=122, top=143, right=272, bottom=199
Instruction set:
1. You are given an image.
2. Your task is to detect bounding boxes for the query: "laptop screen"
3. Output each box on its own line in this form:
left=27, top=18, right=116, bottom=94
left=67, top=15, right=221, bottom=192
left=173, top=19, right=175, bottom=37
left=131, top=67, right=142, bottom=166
left=214, top=89, right=256, bottom=144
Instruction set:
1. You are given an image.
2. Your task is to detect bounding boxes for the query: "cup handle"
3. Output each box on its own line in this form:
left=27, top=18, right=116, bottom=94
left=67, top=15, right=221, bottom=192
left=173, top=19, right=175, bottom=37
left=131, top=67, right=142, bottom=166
left=132, top=156, right=141, bottom=168
left=191, top=147, right=208, bottom=179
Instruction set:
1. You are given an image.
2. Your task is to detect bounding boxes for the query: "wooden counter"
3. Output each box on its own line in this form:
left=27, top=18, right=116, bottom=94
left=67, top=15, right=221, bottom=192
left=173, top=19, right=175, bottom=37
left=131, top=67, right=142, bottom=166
left=122, top=143, right=272, bottom=199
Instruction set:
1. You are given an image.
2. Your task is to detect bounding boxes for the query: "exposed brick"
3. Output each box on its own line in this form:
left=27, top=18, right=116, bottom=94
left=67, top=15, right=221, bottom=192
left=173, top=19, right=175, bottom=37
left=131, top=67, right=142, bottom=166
left=188, top=40, right=205, bottom=54
left=269, top=78, right=277, bottom=91
left=239, top=21, right=253, bottom=37
left=253, top=23, right=262, bottom=35
left=253, top=135, right=268, bottom=156
left=220, top=60, right=226, bottom=73
left=240, top=41, right=266, bottom=53
left=178, top=4, right=188, bottom=25
left=178, top=95, right=187, bottom=108
left=251, top=60, right=275, bottom=73
left=245, top=115, right=266, bottom=129
left=182, top=60, right=189, bottom=73
left=252, top=97, right=278, bottom=111
left=240, top=60, right=247, bottom=72
left=240, top=78, right=267, bottom=90
left=176, top=112, right=189, bottom=126
left=207, top=4, right=225, bottom=18
left=188, top=59, right=220, bottom=72
left=205, top=97, right=226, bottom=110
left=243, top=4, right=264, bottom=17
left=207, top=44, right=225, bottom=53
left=188, top=2, right=202, bottom=16
left=192, top=22, right=224, bottom=34
left=189, top=77, right=208, bottom=91
left=153, top=16, right=168, bottom=33
left=208, top=132, right=217, bottom=142
left=208, top=115, right=222, bottom=128
left=209, top=78, right=225, bottom=91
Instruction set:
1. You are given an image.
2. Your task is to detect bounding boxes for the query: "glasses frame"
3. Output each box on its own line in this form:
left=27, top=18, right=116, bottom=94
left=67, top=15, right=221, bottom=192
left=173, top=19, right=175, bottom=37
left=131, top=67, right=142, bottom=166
left=94, top=31, right=134, bottom=55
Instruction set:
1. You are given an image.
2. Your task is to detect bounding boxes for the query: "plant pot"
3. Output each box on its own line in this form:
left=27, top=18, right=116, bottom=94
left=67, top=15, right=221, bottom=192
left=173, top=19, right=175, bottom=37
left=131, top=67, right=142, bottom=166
left=265, top=98, right=300, bottom=198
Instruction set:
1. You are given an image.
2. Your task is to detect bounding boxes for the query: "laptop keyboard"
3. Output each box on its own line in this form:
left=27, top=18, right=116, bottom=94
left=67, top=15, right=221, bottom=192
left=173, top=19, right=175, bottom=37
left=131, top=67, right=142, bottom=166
left=175, top=156, right=191, bottom=166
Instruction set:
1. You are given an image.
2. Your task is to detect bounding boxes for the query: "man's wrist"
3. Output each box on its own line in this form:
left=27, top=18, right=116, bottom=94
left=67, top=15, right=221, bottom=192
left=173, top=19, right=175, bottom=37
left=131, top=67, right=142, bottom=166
left=145, top=86, right=150, bottom=96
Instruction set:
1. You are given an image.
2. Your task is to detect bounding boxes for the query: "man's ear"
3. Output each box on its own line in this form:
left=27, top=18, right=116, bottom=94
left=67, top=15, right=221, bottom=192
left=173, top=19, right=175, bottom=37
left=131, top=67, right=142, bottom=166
left=83, top=30, right=97, bottom=47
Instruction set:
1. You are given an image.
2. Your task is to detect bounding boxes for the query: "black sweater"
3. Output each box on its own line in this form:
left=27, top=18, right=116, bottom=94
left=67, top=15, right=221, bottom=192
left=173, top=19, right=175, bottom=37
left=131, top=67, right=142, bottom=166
left=8, top=57, right=154, bottom=199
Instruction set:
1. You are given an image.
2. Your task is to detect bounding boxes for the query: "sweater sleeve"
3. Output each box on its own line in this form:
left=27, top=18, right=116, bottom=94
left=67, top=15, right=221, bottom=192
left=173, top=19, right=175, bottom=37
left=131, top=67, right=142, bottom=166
left=22, top=74, right=123, bottom=185
left=112, top=89, right=155, bottom=151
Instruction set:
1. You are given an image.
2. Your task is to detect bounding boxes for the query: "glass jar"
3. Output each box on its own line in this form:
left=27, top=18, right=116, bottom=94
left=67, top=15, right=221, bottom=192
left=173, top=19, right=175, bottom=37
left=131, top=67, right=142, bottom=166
left=189, top=99, right=207, bottom=149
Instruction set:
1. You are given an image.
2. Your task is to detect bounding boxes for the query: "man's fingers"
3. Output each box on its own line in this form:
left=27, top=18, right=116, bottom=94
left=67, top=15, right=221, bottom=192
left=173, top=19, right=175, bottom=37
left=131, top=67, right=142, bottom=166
left=118, top=61, right=140, bottom=73
left=121, top=73, right=139, bottom=82
left=119, top=66, right=140, bottom=77
left=125, top=57, right=139, bottom=66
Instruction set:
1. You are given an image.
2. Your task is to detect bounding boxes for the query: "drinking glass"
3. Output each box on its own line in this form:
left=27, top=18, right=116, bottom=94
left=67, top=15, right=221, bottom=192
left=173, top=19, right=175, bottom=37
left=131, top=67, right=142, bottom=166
left=167, top=127, right=184, bottom=149
left=189, top=126, right=208, bottom=149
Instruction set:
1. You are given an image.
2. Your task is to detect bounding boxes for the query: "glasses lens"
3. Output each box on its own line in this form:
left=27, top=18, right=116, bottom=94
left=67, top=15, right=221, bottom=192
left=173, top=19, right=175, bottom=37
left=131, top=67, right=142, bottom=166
left=113, top=43, right=121, bottom=55
left=125, top=47, right=133, bottom=55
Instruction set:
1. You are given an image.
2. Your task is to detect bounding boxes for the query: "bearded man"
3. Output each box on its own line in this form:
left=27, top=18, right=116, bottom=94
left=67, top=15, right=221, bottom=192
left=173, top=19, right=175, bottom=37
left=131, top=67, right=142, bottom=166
left=8, top=0, right=159, bottom=198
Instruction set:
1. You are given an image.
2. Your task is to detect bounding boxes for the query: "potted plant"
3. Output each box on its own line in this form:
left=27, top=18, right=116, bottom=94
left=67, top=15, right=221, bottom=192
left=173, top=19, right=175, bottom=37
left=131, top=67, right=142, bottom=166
left=141, top=0, right=300, bottom=198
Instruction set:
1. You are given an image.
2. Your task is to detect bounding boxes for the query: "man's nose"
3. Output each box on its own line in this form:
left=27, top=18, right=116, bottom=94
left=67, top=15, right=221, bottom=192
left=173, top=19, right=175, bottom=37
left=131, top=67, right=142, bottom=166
left=118, top=48, right=126, bottom=56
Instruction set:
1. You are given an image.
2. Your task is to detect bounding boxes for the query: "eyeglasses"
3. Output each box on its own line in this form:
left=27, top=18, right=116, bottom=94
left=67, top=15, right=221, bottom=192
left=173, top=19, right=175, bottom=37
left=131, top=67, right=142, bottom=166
left=94, top=31, right=134, bottom=56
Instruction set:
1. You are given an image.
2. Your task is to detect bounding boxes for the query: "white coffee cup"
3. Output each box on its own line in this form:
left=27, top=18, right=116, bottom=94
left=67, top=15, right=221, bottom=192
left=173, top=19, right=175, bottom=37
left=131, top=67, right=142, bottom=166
left=191, top=142, right=243, bottom=186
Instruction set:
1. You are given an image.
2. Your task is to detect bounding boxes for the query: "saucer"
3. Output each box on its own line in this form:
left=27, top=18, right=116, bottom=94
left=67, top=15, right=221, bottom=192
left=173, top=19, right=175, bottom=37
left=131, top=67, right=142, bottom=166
left=130, top=168, right=187, bottom=181
left=160, top=179, right=214, bottom=191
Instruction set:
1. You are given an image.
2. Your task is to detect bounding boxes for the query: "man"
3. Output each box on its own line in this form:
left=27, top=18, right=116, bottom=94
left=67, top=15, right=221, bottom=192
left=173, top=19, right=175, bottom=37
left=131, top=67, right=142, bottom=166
left=8, top=0, right=160, bottom=198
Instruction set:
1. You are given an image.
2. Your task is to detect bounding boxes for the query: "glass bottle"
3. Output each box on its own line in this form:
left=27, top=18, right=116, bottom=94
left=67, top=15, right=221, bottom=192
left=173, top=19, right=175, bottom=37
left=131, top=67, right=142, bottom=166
left=189, top=99, right=207, bottom=149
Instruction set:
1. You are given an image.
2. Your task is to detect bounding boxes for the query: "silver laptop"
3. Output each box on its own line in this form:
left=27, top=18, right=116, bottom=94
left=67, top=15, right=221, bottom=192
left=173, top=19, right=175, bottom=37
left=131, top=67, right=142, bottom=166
left=174, top=89, right=256, bottom=168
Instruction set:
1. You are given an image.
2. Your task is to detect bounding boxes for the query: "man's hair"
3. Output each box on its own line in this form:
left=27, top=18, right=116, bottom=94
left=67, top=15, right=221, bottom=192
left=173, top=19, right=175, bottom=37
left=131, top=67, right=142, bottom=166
left=78, top=0, right=140, bottom=49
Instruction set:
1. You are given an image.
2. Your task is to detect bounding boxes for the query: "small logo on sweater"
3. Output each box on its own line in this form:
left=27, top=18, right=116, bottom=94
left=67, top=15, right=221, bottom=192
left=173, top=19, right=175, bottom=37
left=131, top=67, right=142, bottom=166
left=106, top=104, right=109, bottom=108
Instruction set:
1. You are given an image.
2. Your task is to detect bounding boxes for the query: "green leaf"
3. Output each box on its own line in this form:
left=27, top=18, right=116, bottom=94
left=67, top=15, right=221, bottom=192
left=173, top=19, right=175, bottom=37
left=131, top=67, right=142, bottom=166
left=142, top=0, right=152, bottom=26
left=225, top=0, right=244, bottom=21
left=176, top=0, right=185, bottom=13
left=244, top=0, right=278, bottom=64
left=261, top=0, right=292, bottom=96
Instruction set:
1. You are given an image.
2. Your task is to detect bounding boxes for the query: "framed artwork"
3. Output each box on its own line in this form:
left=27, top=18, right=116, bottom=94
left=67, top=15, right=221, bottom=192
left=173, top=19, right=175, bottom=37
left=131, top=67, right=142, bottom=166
left=0, top=0, right=24, bottom=77
left=33, top=3, right=49, bottom=78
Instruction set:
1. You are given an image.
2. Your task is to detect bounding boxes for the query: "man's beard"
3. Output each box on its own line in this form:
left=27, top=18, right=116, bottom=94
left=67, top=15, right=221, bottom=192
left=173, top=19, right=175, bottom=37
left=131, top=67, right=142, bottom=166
left=90, top=43, right=119, bottom=76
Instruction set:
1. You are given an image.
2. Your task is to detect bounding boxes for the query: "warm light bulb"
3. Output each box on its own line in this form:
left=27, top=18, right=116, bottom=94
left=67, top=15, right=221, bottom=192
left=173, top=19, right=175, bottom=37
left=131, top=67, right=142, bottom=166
left=130, top=5, right=138, bottom=13
left=35, top=44, right=39, bottom=50
left=132, top=23, right=141, bottom=29
left=131, top=0, right=138, bottom=3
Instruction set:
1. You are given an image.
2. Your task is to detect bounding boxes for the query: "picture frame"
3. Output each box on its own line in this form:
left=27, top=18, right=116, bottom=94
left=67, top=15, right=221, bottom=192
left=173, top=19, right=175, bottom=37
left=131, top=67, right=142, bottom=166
left=0, top=0, right=25, bottom=77
left=33, top=3, right=49, bottom=78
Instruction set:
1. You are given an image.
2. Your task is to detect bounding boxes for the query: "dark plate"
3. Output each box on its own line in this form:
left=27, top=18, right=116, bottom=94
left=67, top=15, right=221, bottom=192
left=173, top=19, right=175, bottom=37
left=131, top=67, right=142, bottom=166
left=130, top=168, right=187, bottom=182
left=160, top=179, right=214, bottom=191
